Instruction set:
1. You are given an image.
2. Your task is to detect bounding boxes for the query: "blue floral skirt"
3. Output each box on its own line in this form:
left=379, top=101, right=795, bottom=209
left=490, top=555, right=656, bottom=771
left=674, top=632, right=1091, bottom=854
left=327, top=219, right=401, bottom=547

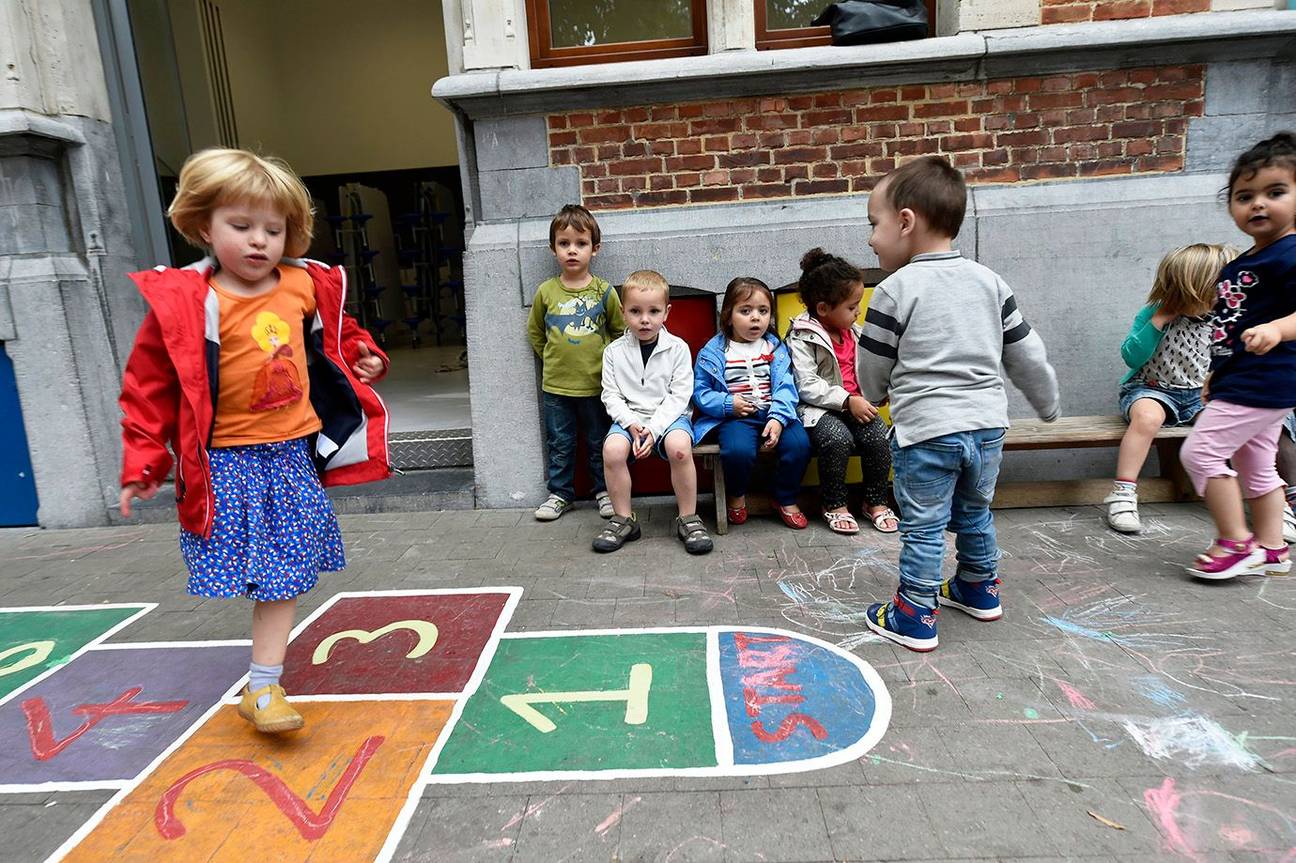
left=180, top=438, right=345, bottom=601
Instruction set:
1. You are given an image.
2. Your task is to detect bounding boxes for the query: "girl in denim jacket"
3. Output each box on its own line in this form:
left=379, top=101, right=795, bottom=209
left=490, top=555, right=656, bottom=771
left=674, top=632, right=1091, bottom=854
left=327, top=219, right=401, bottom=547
left=693, top=278, right=811, bottom=529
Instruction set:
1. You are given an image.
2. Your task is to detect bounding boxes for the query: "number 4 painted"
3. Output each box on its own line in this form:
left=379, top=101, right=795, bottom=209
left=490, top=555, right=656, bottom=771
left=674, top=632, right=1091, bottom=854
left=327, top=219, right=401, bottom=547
left=500, top=663, right=652, bottom=733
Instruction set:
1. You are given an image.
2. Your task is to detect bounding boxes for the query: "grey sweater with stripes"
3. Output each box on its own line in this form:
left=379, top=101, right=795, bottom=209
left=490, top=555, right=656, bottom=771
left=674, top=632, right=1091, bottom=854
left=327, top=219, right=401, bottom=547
left=858, top=251, right=1060, bottom=448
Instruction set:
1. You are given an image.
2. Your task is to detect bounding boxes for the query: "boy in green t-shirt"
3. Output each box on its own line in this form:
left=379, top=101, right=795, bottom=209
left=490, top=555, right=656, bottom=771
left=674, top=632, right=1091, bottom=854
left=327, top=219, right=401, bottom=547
left=527, top=204, right=625, bottom=521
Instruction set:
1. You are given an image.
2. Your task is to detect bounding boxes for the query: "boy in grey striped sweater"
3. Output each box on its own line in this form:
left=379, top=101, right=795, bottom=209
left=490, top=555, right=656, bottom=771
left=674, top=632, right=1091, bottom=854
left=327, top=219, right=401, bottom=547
left=858, top=156, right=1060, bottom=652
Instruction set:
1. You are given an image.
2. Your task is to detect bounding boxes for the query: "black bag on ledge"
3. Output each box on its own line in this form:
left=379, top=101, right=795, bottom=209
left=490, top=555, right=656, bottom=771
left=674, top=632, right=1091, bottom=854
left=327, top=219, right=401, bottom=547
left=811, top=0, right=929, bottom=46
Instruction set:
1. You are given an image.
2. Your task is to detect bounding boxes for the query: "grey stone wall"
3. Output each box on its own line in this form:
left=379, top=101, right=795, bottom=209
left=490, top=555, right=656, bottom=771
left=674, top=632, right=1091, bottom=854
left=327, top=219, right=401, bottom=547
left=0, top=117, right=139, bottom=527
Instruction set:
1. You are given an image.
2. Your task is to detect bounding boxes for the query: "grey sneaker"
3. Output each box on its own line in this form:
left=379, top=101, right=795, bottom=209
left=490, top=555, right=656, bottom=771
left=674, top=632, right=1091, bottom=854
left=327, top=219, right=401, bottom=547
left=534, top=494, right=571, bottom=522
left=1284, top=503, right=1296, bottom=545
left=596, top=491, right=615, bottom=518
left=592, top=514, right=641, bottom=552
left=676, top=514, right=713, bottom=555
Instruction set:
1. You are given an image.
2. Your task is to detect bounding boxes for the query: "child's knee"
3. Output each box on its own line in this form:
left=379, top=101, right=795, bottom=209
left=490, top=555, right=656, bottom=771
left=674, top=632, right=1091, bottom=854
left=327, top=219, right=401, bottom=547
left=665, top=432, right=692, bottom=462
left=1127, top=401, right=1165, bottom=434
left=604, top=435, right=630, bottom=462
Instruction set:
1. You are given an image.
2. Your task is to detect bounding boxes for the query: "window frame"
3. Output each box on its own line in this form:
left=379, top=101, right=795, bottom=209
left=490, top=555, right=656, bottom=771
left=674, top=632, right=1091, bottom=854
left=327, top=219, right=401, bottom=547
left=754, top=0, right=937, bottom=50
left=524, top=0, right=709, bottom=68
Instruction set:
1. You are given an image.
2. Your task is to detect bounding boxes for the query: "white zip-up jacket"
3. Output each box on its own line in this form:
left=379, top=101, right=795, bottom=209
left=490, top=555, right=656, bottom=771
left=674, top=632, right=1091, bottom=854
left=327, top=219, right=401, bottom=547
left=601, top=326, right=694, bottom=440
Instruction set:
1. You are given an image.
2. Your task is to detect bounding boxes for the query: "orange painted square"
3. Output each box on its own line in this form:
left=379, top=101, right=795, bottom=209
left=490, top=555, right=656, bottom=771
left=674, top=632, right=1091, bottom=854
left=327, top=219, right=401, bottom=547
left=61, top=699, right=453, bottom=863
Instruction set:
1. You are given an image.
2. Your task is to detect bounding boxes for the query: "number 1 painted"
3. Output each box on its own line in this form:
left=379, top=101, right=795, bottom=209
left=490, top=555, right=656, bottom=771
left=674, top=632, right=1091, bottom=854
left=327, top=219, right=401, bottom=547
left=500, top=663, right=652, bottom=733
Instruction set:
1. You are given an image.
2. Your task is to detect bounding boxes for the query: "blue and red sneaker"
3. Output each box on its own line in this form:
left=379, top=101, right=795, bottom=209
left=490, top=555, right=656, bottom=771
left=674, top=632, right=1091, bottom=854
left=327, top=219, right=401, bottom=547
left=938, top=576, right=1004, bottom=621
left=864, top=595, right=939, bottom=652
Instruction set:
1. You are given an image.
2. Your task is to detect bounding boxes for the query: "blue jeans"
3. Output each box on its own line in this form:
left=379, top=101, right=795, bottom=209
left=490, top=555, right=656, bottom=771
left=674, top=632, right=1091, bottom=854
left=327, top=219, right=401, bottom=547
left=714, top=414, right=811, bottom=505
left=890, top=428, right=1006, bottom=609
left=542, top=393, right=610, bottom=499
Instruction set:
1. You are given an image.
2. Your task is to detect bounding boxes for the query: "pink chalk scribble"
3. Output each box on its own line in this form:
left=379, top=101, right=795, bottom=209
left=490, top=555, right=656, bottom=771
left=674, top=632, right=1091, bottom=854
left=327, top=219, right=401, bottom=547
left=1054, top=680, right=1096, bottom=711
left=1144, top=777, right=1204, bottom=862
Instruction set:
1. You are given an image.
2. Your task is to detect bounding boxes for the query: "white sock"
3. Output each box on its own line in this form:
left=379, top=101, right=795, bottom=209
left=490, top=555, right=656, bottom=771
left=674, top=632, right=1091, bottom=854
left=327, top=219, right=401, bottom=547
left=248, top=662, right=283, bottom=710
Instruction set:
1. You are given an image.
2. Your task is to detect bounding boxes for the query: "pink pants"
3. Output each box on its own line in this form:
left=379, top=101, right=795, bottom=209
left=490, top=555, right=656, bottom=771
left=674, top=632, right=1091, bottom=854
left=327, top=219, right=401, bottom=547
left=1180, top=399, right=1290, bottom=498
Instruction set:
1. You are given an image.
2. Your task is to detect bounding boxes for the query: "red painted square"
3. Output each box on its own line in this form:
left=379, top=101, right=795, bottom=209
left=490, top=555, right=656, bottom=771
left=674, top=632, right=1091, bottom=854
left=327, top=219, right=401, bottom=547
left=280, top=592, right=510, bottom=695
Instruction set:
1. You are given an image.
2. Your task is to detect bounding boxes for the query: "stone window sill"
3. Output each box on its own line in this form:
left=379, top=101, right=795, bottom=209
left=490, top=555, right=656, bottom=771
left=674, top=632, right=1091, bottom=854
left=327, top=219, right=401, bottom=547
left=433, top=9, right=1295, bottom=115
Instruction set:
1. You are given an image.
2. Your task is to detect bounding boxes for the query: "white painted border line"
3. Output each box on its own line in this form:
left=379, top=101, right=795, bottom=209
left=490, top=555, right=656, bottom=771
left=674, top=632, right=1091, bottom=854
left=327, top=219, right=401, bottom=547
left=375, top=587, right=522, bottom=863
left=43, top=673, right=249, bottom=862
left=0, top=603, right=156, bottom=709
left=89, top=639, right=252, bottom=650
left=706, top=629, right=735, bottom=769
left=255, top=693, right=463, bottom=704
left=0, top=779, right=130, bottom=794
left=422, top=625, right=892, bottom=785
left=0, top=603, right=158, bottom=614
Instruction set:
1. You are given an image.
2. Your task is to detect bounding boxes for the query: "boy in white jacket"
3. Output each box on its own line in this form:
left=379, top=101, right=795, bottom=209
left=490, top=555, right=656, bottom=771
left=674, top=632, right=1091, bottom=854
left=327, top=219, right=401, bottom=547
left=596, top=270, right=713, bottom=555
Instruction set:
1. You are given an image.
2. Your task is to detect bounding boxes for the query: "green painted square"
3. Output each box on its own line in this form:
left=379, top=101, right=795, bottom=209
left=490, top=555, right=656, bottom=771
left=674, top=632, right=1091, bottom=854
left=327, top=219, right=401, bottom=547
left=0, top=606, right=147, bottom=700
left=434, top=633, right=715, bottom=774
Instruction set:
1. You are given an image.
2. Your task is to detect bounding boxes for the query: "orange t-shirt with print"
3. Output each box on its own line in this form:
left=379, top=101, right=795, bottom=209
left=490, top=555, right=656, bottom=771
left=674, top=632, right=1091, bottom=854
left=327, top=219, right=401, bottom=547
left=211, top=265, right=322, bottom=447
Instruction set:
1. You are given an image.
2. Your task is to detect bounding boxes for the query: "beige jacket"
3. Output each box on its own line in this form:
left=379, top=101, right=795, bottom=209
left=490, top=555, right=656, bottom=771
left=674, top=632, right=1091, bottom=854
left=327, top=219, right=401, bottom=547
left=785, top=312, right=864, bottom=429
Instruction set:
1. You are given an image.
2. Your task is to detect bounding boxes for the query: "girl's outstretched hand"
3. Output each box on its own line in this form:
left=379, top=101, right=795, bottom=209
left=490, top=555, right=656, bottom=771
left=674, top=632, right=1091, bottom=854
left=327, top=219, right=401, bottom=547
left=119, top=481, right=160, bottom=517
left=352, top=343, right=385, bottom=383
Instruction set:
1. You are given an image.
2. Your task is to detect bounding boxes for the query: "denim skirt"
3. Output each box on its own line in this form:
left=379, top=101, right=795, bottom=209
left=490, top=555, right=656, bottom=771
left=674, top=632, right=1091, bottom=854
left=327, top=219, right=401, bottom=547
left=180, top=437, right=345, bottom=601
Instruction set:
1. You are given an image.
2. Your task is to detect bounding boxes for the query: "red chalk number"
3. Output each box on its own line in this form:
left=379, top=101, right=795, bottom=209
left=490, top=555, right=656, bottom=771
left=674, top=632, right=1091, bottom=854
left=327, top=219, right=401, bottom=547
left=154, top=735, right=385, bottom=841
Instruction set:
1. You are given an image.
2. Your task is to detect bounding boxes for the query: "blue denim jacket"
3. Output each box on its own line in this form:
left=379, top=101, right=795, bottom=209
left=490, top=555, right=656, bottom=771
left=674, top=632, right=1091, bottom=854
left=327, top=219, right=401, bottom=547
left=692, top=331, right=801, bottom=443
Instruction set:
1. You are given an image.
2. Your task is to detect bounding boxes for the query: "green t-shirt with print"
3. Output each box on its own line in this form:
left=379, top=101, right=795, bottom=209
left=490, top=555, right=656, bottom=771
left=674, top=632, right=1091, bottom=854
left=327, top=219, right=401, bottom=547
left=526, top=275, right=624, bottom=397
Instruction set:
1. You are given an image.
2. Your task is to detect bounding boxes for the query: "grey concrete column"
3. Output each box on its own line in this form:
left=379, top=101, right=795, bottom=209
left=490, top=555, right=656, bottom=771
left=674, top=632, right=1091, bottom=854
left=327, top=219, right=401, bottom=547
left=0, top=0, right=144, bottom=528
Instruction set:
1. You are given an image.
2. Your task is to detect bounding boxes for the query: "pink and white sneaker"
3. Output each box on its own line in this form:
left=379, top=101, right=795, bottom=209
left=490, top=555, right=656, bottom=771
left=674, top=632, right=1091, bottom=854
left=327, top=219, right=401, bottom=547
left=1186, top=536, right=1265, bottom=581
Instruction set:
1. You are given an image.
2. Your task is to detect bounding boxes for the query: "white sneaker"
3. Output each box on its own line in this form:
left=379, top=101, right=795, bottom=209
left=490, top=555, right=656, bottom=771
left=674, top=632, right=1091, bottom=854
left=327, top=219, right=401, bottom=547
left=1103, top=487, right=1141, bottom=533
left=1284, top=503, right=1296, bottom=545
left=595, top=491, right=615, bottom=519
left=534, top=494, right=571, bottom=521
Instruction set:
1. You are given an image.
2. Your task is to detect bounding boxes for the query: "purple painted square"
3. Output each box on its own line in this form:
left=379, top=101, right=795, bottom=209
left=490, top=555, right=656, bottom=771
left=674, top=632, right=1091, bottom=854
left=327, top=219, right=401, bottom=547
left=0, top=645, right=248, bottom=786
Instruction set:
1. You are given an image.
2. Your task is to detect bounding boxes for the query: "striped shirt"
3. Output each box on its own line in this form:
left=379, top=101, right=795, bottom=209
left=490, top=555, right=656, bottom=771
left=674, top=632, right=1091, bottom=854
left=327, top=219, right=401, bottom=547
left=724, top=338, right=775, bottom=410
left=857, top=251, right=1060, bottom=447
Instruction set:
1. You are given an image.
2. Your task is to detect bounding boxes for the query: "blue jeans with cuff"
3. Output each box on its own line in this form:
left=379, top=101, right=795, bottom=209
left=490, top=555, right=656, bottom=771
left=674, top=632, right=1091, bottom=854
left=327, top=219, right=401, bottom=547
left=890, top=428, right=1006, bottom=609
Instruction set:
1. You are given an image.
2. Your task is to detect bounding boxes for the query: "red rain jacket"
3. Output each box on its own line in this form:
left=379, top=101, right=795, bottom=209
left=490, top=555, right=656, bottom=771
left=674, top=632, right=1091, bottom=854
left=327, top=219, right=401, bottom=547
left=119, top=257, right=391, bottom=537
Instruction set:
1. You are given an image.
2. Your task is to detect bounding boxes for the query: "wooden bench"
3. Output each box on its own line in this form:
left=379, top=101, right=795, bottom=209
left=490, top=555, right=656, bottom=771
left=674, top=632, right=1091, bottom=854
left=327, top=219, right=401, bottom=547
left=995, top=415, right=1193, bottom=508
left=696, top=415, right=1193, bottom=532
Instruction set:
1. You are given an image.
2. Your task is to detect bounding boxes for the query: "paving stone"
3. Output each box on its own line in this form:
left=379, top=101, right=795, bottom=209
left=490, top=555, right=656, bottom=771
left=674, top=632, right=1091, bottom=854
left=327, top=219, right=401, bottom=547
left=390, top=794, right=528, bottom=861
left=509, top=791, right=623, bottom=861
left=817, top=784, right=937, bottom=860
left=718, top=788, right=834, bottom=862
left=922, top=780, right=1060, bottom=858
left=616, top=791, right=725, bottom=862
left=1013, top=777, right=1164, bottom=857
left=0, top=791, right=115, bottom=862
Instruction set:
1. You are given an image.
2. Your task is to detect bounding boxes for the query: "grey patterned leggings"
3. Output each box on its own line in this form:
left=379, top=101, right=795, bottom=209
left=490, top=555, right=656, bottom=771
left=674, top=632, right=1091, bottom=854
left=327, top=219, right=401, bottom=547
left=809, top=411, right=892, bottom=511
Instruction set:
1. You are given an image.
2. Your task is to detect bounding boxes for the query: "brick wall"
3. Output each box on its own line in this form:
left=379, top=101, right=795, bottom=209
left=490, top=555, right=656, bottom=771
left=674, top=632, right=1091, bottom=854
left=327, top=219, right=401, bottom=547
left=547, top=65, right=1204, bottom=211
left=1040, top=0, right=1209, bottom=24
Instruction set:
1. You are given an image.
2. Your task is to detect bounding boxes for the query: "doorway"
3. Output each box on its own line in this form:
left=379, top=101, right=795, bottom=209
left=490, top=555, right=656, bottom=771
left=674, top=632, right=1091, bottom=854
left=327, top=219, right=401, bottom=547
left=122, top=0, right=470, bottom=470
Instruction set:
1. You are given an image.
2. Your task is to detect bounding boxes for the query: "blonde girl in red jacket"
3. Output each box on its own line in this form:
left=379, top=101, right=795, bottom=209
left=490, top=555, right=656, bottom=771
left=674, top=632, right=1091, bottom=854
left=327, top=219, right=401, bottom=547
left=118, top=149, right=390, bottom=734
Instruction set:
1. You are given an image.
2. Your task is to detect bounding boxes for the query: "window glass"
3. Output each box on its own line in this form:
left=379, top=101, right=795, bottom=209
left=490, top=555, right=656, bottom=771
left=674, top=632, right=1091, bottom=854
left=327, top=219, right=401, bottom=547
left=764, top=0, right=825, bottom=30
left=547, top=0, right=694, bottom=48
